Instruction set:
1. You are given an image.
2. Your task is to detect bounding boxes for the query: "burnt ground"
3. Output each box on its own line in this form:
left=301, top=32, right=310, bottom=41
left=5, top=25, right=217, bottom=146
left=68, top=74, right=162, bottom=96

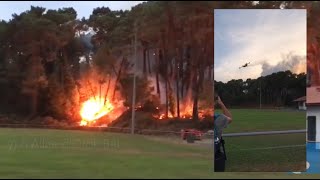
left=109, top=109, right=214, bottom=133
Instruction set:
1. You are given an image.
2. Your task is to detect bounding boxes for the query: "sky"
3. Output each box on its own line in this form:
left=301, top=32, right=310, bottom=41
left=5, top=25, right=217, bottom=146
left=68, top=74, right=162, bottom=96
left=0, top=1, right=145, bottom=21
left=214, top=9, right=307, bottom=83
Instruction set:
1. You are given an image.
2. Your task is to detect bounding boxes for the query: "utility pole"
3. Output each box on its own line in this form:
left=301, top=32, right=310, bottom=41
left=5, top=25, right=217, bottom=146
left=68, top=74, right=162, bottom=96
left=131, top=21, right=137, bottom=135
left=259, top=78, right=262, bottom=109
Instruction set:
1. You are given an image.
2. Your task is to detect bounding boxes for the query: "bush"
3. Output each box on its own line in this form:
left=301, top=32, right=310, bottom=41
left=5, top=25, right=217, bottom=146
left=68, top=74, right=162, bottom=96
left=45, top=76, right=80, bottom=122
left=43, top=116, right=70, bottom=127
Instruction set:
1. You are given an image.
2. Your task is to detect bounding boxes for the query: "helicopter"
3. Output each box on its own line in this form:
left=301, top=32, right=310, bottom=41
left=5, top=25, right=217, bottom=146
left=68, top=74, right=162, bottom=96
left=239, top=62, right=251, bottom=69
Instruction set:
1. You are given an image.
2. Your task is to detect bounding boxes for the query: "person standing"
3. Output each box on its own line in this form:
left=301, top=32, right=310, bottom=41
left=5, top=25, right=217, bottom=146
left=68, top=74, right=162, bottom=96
left=214, top=95, right=232, bottom=172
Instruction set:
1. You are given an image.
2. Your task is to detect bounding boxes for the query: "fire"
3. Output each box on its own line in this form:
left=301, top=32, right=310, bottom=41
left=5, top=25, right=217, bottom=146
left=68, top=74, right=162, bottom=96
left=80, top=120, right=88, bottom=126
left=157, top=113, right=174, bottom=120
left=159, top=114, right=165, bottom=120
left=76, top=68, right=128, bottom=126
left=80, top=97, right=114, bottom=126
left=154, top=100, right=213, bottom=120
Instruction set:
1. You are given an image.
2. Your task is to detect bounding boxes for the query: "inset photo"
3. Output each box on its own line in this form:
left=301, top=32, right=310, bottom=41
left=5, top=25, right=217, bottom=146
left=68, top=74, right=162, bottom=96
left=214, top=9, right=307, bottom=172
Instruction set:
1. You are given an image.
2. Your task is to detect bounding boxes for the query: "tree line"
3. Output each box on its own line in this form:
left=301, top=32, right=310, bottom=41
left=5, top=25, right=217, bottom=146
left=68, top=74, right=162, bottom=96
left=215, top=70, right=306, bottom=108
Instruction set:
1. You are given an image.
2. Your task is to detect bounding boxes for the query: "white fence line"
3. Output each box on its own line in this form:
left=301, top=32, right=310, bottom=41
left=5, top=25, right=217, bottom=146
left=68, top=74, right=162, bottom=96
left=223, top=129, right=307, bottom=137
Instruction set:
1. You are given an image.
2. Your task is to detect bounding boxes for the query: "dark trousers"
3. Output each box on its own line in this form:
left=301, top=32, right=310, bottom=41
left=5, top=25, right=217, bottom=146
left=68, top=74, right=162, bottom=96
left=214, top=138, right=227, bottom=172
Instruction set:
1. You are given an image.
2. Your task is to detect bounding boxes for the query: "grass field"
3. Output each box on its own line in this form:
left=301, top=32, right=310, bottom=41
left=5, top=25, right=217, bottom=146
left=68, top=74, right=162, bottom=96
left=0, top=128, right=213, bottom=178
left=214, top=109, right=306, bottom=133
left=0, top=109, right=315, bottom=178
left=0, top=128, right=319, bottom=179
left=223, top=133, right=306, bottom=172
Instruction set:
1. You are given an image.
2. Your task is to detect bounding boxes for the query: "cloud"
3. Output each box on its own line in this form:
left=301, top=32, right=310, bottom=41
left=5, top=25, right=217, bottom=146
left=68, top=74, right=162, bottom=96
left=214, top=9, right=306, bottom=82
left=261, top=53, right=306, bottom=76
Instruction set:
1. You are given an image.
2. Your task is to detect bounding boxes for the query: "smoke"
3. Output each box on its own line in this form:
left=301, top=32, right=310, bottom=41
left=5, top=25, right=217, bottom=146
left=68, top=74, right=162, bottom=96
left=147, top=74, right=194, bottom=106
left=248, top=59, right=267, bottom=67
left=79, top=32, right=94, bottom=51
left=261, top=53, right=306, bottom=76
left=147, top=75, right=166, bottom=104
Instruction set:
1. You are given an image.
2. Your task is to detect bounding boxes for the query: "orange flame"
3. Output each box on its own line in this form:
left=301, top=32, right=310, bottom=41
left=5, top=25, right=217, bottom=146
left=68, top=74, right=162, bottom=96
left=79, top=97, right=114, bottom=126
left=77, top=68, right=127, bottom=126
left=154, top=100, right=213, bottom=120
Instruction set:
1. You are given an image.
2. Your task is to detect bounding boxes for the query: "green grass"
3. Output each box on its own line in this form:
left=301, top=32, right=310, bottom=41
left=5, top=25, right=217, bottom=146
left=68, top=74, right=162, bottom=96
left=223, top=133, right=306, bottom=172
left=0, top=128, right=319, bottom=178
left=0, top=128, right=214, bottom=178
left=215, top=109, right=306, bottom=133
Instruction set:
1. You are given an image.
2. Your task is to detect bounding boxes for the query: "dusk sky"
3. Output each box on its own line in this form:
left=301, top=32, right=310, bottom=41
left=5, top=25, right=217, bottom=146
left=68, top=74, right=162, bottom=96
left=0, top=1, right=144, bottom=21
left=214, top=9, right=306, bottom=83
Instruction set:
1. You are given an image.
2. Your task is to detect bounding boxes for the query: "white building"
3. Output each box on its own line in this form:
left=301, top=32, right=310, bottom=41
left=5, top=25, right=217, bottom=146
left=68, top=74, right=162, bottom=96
left=306, top=86, right=320, bottom=143
left=293, top=96, right=306, bottom=110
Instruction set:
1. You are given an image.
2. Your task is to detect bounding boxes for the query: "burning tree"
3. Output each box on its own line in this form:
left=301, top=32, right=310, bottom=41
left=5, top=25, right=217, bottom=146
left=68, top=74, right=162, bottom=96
left=138, top=2, right=215, bottom=121
left=75, top=44, right=129, bottom=126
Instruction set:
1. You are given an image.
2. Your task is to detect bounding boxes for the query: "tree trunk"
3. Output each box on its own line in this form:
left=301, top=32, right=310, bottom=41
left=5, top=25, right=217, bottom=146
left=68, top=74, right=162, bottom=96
left=192, top=93, right=199, bottom=121
left=143, top=48, right=147, bottom=74
left=164, top=50, right=169, bottom=118
left=160, top=28, right=169, bottom=118
left=112, top=57, right=125, bottom=100
left=29, top=87, right=38, bottom=120
left=176, top=82, right=180, bottom=118
left=176, top=49, right=181, bottom=119
left=164, top=46, right=170, bottom=118
left=184, top=46, right=191, bottom=98
left=180, top=82, right=184, bottom=98
left=193, top=64, right=205, bottom=121
left=147, top=48, right=151, bottom=74
left=168, top=79, right=175, bottom=116
left=165, top=78, right=169, bottom=118
left=156, top=71, right=161, bottom=97
left=176, top=73, right=180, bottom=118
left=170, top=59, right=173, bottom=79
left=156, top=50, right=161, bottom=98
left=179, top=52, right=184, bottom=98
left=87, top=80, right=96, bottom=101
left=104, top=75, right=111, bottom=105
left=192, top=72, right=199, bottom=121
